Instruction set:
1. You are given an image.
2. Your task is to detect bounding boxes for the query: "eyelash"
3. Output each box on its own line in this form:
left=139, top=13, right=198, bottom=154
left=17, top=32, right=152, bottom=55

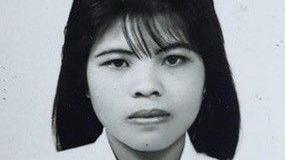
left=163, top=55, right=188, bottom=67
left=100, top=55, right=189, bottom=69
left=100, top=59, right=129, bottom=69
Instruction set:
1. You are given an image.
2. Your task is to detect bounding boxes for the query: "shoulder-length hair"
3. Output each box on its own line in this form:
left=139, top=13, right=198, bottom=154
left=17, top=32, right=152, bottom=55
left=52, top=0, right=240, bottom=159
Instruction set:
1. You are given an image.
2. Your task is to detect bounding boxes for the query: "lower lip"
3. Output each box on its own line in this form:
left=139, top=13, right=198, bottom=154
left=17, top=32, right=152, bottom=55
left=128, top=116, right=171, bottom=125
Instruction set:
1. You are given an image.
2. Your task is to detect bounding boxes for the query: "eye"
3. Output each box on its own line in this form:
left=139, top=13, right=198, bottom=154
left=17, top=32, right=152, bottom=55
left=101, top=59, right=129, bottom=69
left=163, top=55, right=187, bottom=66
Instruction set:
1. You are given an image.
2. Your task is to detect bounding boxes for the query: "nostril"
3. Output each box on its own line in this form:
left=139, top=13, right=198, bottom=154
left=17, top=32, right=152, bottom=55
left=134, top=91, right=161, bottom=98
left=152, top=91, right=160, bottom=96
left=135, top=92, right=144, bottom=97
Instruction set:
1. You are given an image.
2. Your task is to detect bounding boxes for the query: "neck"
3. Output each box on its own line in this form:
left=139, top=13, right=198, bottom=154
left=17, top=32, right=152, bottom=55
left=106, top=132, right=186, bottom=160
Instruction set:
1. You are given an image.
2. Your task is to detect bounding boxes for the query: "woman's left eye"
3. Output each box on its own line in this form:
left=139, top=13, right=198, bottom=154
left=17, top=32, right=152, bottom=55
left=163, top=55, right=187, bottom=66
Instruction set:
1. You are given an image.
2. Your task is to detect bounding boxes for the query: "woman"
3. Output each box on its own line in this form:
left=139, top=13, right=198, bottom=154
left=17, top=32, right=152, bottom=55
left=52, top=0, right=240, bottom=159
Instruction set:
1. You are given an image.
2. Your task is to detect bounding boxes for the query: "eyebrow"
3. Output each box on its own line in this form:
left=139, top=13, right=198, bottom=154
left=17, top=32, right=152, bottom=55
left=156, top=42, right=192, bottom=55
left=95, top=49, right=134, bottom=58
left=94, top=42, right=192, bottom=58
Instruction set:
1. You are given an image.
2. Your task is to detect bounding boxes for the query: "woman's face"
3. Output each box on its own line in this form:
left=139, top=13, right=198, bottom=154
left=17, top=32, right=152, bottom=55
left=87, top=14, right=205, bottom=151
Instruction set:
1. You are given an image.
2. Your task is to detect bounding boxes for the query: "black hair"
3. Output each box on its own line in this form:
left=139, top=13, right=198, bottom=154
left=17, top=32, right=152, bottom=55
left=52, top=0, right=240, bottom=159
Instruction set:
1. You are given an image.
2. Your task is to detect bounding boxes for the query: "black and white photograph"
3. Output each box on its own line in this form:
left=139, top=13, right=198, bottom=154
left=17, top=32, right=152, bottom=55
left=0, top=0, right=284, bottom=159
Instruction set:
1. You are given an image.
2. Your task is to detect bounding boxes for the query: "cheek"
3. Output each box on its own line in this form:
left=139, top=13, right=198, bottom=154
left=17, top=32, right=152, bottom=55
left=171, top=84, right=203, bottom=128
left=87, top=68, right=127, bottom=127
left=166, top=64, right=205, bottom=127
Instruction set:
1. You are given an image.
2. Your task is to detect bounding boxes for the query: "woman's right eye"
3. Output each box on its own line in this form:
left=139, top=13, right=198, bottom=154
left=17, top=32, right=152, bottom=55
left=100, top=59, right=129, bottom=69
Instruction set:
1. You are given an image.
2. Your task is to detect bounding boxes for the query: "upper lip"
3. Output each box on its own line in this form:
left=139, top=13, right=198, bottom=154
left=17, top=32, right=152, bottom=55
left=128, top=109, right=171, bottom=119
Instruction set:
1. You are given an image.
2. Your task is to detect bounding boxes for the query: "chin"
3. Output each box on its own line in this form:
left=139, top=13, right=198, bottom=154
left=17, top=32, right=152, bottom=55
left=124, top=134, right=172, bottom=152
left=130, top=142, right=170, bottom=152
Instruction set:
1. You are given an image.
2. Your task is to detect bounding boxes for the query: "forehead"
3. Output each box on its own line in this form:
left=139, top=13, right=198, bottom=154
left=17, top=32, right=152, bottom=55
left=91, top=17, right=130, bottom=55
left=91, top=11, right=189, bottom=57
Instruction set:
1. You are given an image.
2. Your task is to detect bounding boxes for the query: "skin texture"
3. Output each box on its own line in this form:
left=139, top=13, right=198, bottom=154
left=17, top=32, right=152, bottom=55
left=86, top=13, right=205, bottom=159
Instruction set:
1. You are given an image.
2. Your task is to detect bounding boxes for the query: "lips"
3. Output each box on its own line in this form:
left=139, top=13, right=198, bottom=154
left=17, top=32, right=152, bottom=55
left=128, top=109, right=171, bottom=119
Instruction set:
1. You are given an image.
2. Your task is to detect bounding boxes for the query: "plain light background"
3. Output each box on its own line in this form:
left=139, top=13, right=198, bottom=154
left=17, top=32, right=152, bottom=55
left=0, top=0, right=284, bottom=159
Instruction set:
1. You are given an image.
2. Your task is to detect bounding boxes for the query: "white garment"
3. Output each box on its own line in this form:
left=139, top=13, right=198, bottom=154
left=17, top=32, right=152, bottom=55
left=58, top=129, right=216, bottom=160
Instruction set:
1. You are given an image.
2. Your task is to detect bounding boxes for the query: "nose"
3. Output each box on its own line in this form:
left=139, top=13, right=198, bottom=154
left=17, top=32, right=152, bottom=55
left=131, top=68, right=164, bottom=99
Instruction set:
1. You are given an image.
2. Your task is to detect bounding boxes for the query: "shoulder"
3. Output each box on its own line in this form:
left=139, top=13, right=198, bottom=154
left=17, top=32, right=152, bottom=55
left=56, top=130, right=116, bottom=160
left=56, top=144, right=96, bottom=159
left=195, top=153, right=218, bottom=160
left=182, top=133, right=218, bottom=160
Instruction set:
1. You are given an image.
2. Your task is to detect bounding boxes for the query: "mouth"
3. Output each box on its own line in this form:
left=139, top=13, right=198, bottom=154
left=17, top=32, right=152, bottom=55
left=127, top=109, right=171, bottom=125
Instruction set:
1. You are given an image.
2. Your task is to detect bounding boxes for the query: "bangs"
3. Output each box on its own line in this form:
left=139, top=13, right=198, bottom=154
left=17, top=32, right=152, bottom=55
left=121, top=10, right=191, bottom=58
